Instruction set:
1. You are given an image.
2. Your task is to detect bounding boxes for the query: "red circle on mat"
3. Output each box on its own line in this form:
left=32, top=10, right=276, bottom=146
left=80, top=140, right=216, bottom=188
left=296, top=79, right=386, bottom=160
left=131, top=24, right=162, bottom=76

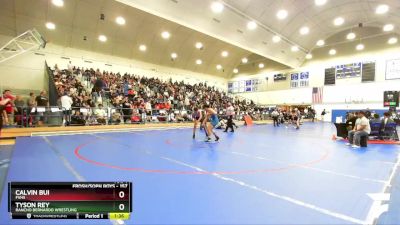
left=74, top=139, right=330, bottom=175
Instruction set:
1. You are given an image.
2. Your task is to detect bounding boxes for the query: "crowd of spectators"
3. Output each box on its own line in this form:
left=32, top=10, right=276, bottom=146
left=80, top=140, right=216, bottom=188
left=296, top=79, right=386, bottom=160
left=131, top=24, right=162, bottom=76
left=51, top=62, right=260, bottom=125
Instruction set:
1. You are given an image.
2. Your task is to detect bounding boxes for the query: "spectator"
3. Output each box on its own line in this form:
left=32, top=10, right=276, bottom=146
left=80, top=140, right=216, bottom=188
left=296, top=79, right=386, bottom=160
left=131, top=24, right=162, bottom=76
left=67, top=61, right=73, bottom=72
left=94, top=104, right=107, bottom=125
left=2, top=90, right=15, bottom=125
left=321, top=109, right=326, bottom=121
left=111, top=110, right=122, bottom=125
left=346, top=111, right=370, bottom=148
left=27, top=92, right=36, bottom=110
left=310, top=108, right=316, bottom=122
left=370, top=114, right=381, bottom=124
left=0, top=98, right=11, bottom=135
left=35, top=90, right=49, bottom=126
left=346, top=112, right=358, bottom=131
left=380, top=112, right=395, bottom=137
left=14, top=95, right=25, bottom=125
left=71, top=111, right=85, bottom=126
left=61, top=92, right=73, bottom=126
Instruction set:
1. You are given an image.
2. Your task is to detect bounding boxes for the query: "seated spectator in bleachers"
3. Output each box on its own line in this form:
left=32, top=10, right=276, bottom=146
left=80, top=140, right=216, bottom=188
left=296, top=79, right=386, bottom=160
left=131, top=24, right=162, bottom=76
left=111, top=110, right=122, bottom=125
left=71, top=111, right=85, bottom=126
left=346, top=111, right=370, bottom=148
left=370, top=114, right=381, bottom=124
left=94, top=104, right=107, bottom=125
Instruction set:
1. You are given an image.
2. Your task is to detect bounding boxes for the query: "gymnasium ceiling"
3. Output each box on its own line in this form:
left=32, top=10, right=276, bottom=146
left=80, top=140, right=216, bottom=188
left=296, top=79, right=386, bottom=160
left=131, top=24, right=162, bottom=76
left=0, top=0, right=399, bottom=78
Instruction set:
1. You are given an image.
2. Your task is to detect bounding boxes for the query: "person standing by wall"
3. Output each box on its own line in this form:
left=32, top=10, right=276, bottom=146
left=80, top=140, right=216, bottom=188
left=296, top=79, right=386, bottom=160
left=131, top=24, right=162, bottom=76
left=321, top=109, right=327, bottom=121
left=0, top=98, right=11, bottom=137
left=35, top=90, right=49, bottom=126
left=61, top=92, right=73, bottom=126
left=2, top=90, right=15, bottom=125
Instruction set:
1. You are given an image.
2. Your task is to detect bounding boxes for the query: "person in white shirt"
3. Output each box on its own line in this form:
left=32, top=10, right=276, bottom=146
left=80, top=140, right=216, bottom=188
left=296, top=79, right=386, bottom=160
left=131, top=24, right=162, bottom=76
left=226, top=103, right=235, bottom=116
left=346, top=111, right=371, bottom=148
left=60, top=92, right=73, bottom=126
left=94, top=104, right=107, bottom=124
left=271, top=109, right=279, bottom=127
left=224, top=103, right=237, bottom=132
left=145, top=101, right=152, bottom=122
left=67, top=61, right=73, bottom=72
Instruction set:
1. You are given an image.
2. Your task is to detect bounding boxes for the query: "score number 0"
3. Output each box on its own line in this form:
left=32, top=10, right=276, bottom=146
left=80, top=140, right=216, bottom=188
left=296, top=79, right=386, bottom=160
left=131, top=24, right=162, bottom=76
left=118, top=191, right=126, bottom=211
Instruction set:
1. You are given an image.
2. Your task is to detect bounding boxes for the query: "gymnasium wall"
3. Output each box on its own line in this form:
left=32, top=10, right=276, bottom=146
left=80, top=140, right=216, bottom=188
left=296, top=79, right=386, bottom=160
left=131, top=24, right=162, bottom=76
left=232, top=46, right=400, bottom=121
left=0, top=34, right=228, bottom=95
left=0, top=35, right=45, bottom=94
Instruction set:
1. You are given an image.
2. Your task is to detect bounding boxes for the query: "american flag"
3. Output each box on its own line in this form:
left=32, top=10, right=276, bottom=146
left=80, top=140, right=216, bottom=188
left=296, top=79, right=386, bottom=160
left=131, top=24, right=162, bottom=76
left=312, top=87, right=323, bottom=104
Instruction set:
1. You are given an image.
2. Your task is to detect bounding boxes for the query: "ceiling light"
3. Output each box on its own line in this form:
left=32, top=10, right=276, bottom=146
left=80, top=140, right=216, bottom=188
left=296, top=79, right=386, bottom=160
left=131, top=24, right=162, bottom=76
left=316, top=39, right=325, bottom=46
left=346, top=32, right=356, bottom=40
left=221, top=51, right=229, bottom=57
left=115, top=16, right=126, bottom=25
left=216, top=64, right=222, bottom=70
left=241, top=58, right=248, bottom=63
left=306, top=53, right=313, bottom=59
left=356, top=44, right=364, bottom=51
left=233, top=68, right=239, bottom=73
left=272, top=35, right=281, bottom=43
left=195, top=42, right=203, bottom=49
left=299, top=26, right=309, bottom=35
left=171, top=53, right=177, bottom=59
left=376, top=4, right=389, bottom=14
left=383, top=24, right=394, bottom=32
left=276, top=10, right=288, bottom=20
left=211, top=1, right=224, bottom=13
left=161, top=31, right=170, bottom=39
left=291, top=46, right=299, bottom=52
left=139, top=44, right=147, bottom=51
left=333, top=17, right=344, bottom=26
left=196, top=59, right=202, bottom=65
left=314, top=0, right=327, bottom=6
left=45, top=22, right=56, bottom=30
left=258, top=63, right=264, bottom=69
left=388, top=37, right=398, bottom=44
left=247, top=21, right=257, bottom=30
left=98, top=35, right=107, bottom=42
left=329, top=49, right=336, bottom=55
left=52, top=0, right=64, bottom=7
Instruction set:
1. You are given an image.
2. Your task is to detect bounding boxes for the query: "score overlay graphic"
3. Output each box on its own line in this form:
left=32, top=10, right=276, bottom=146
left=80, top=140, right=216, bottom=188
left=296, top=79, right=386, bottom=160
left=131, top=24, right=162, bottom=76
left=8, top=182, right=132, bottom=220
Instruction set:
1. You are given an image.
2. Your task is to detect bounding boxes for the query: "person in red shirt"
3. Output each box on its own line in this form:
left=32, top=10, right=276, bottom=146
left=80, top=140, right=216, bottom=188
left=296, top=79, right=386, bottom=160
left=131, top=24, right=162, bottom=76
left=1, top=90, right=15, bottom=125
left=0, top=98, right=11, bottom=136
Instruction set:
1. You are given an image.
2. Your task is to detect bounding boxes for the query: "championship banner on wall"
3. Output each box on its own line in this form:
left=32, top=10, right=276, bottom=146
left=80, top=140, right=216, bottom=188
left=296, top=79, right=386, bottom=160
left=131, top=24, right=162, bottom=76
left=386, top=59, right=400, bottom=80
left=290, top=72, right=309, bottom=88
left=335, top=62, right=362, bottom=79
left=228, top=79, right=261, bottom=93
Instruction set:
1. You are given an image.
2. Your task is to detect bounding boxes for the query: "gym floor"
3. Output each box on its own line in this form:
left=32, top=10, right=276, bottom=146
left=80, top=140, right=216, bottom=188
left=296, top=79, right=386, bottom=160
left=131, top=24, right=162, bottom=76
left=0, top=123, right=399, bottom=225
